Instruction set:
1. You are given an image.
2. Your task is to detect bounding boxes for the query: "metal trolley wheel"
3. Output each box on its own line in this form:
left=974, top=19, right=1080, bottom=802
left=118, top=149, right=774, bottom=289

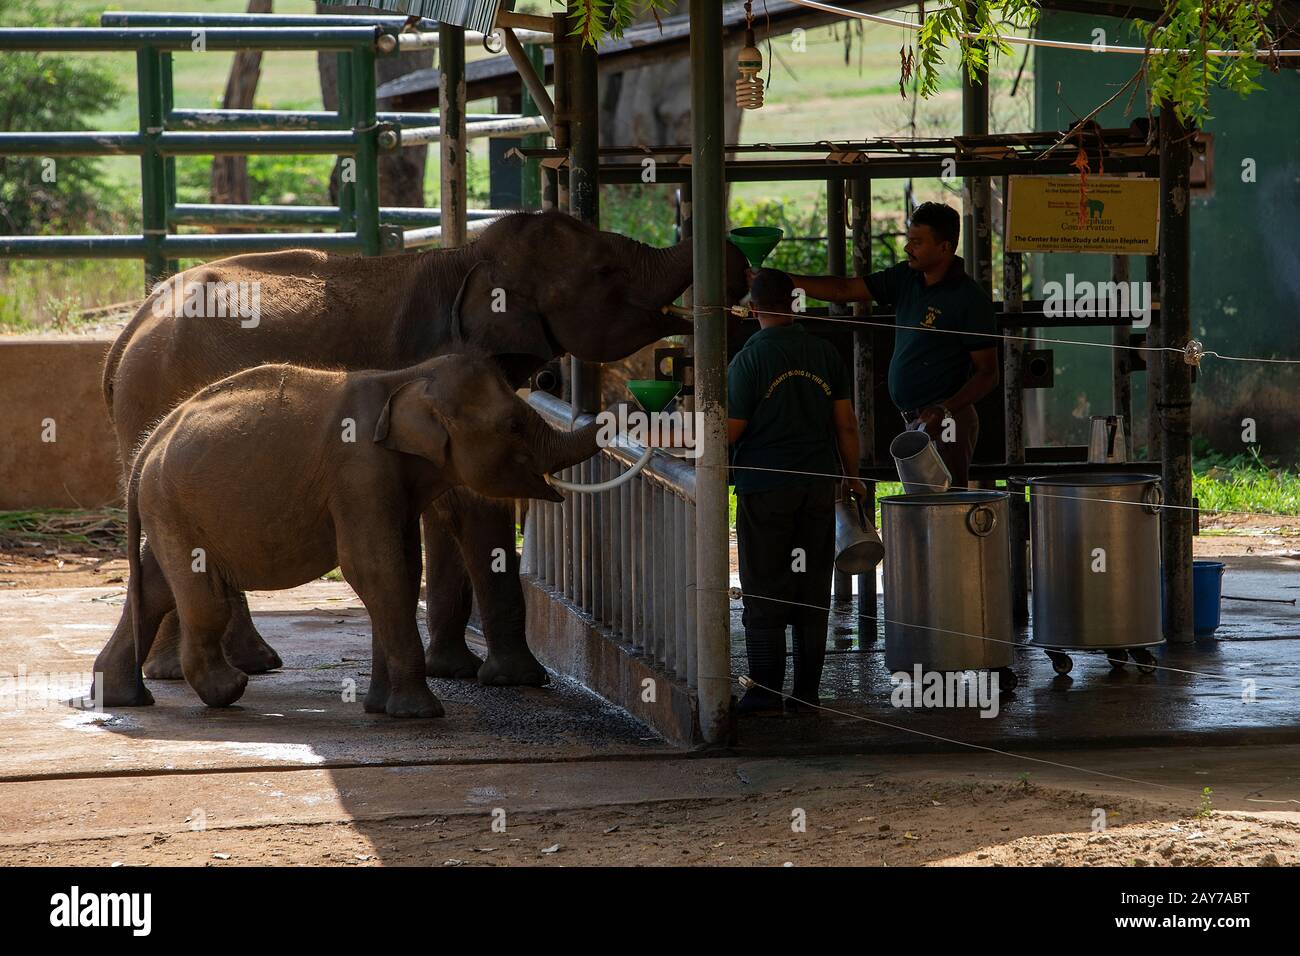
left=1128, top=647, right=1158, bottom=674
left=1046, top=651, right=1073, bottom=676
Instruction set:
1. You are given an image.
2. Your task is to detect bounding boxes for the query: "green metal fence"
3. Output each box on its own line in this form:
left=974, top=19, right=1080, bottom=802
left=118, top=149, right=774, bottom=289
left=0, top=12, right=542, bottom=292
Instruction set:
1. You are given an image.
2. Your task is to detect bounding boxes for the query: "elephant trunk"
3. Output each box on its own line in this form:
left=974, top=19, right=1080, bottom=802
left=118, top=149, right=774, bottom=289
left=628, top=238, right=695, bottom=309
left=627, top=235, right=749, bottom=310
left=529, top=411, right=602, bottom=473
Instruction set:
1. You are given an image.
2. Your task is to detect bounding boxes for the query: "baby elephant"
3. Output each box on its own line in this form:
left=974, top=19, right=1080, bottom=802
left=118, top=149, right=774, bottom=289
left=111, top=353, right=599, bottom=717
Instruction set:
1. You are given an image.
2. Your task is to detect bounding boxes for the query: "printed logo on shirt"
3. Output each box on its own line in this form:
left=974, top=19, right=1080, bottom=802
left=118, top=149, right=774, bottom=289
left=763, top=368, right=832, bottom=399
left=922, top=306, right=941, bottom=328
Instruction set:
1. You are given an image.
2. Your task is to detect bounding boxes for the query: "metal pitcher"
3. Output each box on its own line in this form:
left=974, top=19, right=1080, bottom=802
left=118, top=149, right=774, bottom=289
left=1087, top=415, right=1127, bottom=464
left=834, top=496, right=884, bottom=574
left=890, top=428, right=952, bottom=494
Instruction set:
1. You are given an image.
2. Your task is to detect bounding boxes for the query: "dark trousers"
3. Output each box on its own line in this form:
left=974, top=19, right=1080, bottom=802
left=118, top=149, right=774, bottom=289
left=902, top=405, right=980, bottom=488
left=736, top=480, right=835, bottom=704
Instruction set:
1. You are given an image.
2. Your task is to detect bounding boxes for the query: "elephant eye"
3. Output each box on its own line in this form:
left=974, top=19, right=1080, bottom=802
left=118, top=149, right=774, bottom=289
left=595, top=264, right=619, bottom=278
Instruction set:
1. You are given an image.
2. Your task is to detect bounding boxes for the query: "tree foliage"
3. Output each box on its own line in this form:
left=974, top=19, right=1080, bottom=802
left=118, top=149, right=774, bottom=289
left=0, top=0, right=126, bottom=234
left=1136, top=0, right=1278, bottom=125
left=562, top=0, right=1282, bottom=125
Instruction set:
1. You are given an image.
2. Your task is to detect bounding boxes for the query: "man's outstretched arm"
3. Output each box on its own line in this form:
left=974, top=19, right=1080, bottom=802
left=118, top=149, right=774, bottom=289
left=784, top=274, right=874, bottom=304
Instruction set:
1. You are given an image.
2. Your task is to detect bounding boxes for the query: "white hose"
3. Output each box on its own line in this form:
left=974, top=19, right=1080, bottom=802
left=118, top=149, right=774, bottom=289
left=546, top=441, right=654, bottom=494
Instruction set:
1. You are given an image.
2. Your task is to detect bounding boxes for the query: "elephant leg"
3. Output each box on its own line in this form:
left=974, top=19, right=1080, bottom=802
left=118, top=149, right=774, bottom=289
left=145, top=591, right=280, bottom=678
left=142, top=610, right=183, bottom=679
left=422, top=504, right=483, bottom=679
left=175, top=582, right=247, bottom=709
left=342, top=518, right=442, bottom=718
left=219, top=594, right=283, bottom=674
left=91, top=544, right=175, bottom=707
left=457, top=496, right=549, bottom=688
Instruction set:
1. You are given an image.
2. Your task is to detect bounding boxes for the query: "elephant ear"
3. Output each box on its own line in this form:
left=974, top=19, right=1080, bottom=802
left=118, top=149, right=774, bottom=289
left=373, top=380, right=450, bottom=467
left=451, top=259, right=557, bottom=387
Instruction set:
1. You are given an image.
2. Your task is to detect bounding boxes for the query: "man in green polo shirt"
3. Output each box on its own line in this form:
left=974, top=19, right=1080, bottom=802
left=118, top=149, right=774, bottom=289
left=728, top=269, right=867, bottom=715
left=788, top=202, right=999, bottom=487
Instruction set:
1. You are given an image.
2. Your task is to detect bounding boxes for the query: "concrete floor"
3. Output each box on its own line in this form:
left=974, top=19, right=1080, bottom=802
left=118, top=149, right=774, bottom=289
left=0, top=581, right=669, bottom=785
left=732, top=554, right=1300, bottom=753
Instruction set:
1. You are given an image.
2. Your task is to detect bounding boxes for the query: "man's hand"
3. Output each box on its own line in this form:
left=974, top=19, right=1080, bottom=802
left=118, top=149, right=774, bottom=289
left=842, top=478, right=869, bottom=501
left=916, top=405, right=948, bottom=434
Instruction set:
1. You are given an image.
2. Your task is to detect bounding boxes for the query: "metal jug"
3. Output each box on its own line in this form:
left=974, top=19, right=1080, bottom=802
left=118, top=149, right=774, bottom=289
left=890, top=428, right=952, bottom=494
left=1088, top=415, right=1127, bottom=463
left=834, top=496, right=885, bottom=574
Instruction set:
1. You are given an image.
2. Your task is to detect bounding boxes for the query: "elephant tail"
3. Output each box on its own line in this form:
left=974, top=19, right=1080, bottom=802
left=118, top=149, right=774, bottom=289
left=126, top=455, right=147, bottom=687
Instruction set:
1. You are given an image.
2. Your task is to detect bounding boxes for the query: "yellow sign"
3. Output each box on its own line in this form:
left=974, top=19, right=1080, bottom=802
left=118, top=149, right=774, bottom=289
left=1006, top=176, right=1160, bottom=255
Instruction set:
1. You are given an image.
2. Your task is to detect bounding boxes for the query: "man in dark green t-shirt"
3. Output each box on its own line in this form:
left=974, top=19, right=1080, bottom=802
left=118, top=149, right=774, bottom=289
left=727, top=269, right=867, bottom=715
left=788, top=202, right=999, bottom=487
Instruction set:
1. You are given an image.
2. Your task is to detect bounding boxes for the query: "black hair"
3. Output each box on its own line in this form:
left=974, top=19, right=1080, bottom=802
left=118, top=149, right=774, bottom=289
left=749, top=268, right=795, bottom=312
left=910, top=201, right=960, bottom=250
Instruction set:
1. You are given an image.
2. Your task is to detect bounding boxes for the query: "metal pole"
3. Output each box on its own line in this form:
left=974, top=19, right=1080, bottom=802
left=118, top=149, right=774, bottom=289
left=690, top=0, right=729, bottom=743
left=850, top=174, right=876, bottom=641
left=1145, top=251, right=1163, bottom=459
left=336, top=52, right=356, bottom=233
left=551, top=11, right=571, bottom=212
left=1158, top=104, right=1194, bottom=644
left=160, top=51, right=180, bottom=278
left=961, top=47, right=993, bottom=293
left=568, top=3, right=601, bottom=414
left=349, top=43, right=381, bottom=256
left=519, top=43, right=546, bottom=209
left=438, top=23, right=466, bottom=247
left=1111, top=254, right=1134, bottom=452
left=827, top=177, right=852, bottom=607
left=136, top=46, right=167, bottom=291
left=502, top=27, right=554, bottom=129
left=1002, top=176, right=1028, bottom=626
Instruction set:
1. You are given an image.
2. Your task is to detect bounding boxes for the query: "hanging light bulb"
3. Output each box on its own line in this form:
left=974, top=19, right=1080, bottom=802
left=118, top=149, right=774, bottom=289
left=736, top=26, right=764, bottom=110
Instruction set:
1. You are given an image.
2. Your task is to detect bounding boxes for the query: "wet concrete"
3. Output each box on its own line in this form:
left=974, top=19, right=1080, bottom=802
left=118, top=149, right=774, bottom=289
left=0, top=580, right=669, bottom=783
left=732, top=554, right=1300, bottom=753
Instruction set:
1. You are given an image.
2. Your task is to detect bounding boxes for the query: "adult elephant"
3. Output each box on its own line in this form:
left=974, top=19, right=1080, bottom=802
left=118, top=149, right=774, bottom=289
left=94, top=210, right=749, bottom=705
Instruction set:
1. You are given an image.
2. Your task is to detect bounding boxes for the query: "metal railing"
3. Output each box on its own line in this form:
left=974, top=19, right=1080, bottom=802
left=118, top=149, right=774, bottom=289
left=523, top=391, right=699, bottom=690
left=0, top=12, right=549, bottom=290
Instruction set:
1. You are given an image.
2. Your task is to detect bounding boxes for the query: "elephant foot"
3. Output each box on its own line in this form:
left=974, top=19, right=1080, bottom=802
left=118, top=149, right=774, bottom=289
left=425, top=641, right=483, bottom=680
left=189, top=663, right=248, bottom=709
left=142, top=613, right=184, bottom=680
left=385, top=684, right=444, bottom=719
left=91, top=672, right=154, bottom=708
left=223, top=626, right=283, bottom=675
left=478, top=650, right=550, bottom=687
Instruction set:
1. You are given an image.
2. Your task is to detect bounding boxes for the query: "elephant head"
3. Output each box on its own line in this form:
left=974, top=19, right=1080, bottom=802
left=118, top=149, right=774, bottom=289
left=374, top=353, right=601, bottom=503
left=449, top=210, right=750, bottom=382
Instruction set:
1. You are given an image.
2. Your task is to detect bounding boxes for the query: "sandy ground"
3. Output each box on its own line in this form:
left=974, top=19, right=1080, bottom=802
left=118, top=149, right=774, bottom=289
left=2, top=752, right=1297, bottom=867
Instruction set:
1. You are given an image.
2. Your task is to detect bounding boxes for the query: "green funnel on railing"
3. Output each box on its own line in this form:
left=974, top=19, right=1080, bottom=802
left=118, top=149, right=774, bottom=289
left=728, top=226, right=783, bottom=268
left=627, top=379, right=682, bottom=413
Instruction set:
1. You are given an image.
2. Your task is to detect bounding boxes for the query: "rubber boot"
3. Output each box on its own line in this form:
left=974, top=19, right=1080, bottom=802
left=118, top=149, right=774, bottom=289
left=736, top=626, right=787, bottom=715
left=788, top=616, right=828, bottom=714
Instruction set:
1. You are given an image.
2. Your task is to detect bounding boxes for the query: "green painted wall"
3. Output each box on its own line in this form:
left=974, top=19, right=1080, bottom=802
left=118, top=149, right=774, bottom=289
left=1031, top=10, right=1300, bottom=459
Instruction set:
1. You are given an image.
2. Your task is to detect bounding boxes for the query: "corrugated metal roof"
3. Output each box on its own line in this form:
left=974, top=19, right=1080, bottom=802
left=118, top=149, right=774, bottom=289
left=317, top=0, right=502, bottom=34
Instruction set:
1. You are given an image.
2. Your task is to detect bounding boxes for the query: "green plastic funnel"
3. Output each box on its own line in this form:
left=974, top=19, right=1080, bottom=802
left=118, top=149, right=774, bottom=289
left=729, top=226, right=784, bottom=268
left=627, top=379, right=682, bottom=413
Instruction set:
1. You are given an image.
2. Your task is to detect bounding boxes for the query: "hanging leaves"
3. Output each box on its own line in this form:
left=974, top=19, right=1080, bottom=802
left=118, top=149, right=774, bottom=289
left=1137, top=0, right=1277, bottom=125
left=899, top=45, right=915, bottom=98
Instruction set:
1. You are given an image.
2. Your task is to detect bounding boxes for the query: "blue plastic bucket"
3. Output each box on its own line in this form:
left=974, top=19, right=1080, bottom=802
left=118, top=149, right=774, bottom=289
left=1193, top=560, right=1226, bottom=636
